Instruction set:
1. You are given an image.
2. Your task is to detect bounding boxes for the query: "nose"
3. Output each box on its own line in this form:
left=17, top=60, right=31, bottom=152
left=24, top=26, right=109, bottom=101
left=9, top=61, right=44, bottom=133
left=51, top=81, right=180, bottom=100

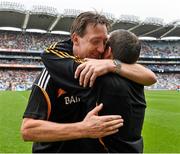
left=97, top=42, right=105, bottom=54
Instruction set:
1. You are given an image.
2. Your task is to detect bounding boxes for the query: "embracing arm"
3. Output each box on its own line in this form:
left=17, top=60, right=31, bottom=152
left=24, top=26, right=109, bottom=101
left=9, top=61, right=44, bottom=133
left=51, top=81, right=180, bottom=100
left=118, top=63, right=157, bottom=86
left=21, top=104, right=123, bottom=142
left=75, top=58, right=157, bottom=87
left=41, top=51, right=156, bottom=88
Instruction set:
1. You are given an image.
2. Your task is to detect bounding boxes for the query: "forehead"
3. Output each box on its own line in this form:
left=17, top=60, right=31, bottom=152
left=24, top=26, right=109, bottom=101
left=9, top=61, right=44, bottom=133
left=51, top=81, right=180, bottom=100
left=84, top=23, right=108, bottom=39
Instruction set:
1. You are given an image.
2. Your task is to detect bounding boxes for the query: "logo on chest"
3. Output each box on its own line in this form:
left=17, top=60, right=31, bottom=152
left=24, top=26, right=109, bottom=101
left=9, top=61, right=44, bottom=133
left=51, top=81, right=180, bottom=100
left=57, top=88, right=81, bottom=105
left=64, top=96, right=81, bottom=105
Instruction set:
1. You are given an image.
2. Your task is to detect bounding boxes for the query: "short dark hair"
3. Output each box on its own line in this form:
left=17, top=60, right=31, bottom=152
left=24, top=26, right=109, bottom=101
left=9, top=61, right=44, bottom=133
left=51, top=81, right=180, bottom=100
left=70, top=11, right=111, bottom=37
left=108, top=29, right=141, bottom=64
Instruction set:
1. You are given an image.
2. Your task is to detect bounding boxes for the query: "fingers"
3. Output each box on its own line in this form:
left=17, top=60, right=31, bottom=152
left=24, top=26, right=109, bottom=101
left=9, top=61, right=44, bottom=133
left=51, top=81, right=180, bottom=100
left=98, top=117, right=123, bottom=138
left=74, top=63, right=86, bottom=79
left=100, top=115, right=122, bottom=122
left=101, top=129, right=119, bottom=137
left=88, top=104, right=103, bottom=116
left=75, top=63, right=92, bottom=87
left=75, top=60, right=99, bottom=87
left=89, top=73, right=97, bottom=87
left=75, top=60, right=101, bottom=87
left=83, top=69, right=93, bottom=87
left=83, top=108, right=124, bottom=138
left=102, top=123, right=123, bottom=137
left=78, top=65, right=91, bottom=86
left=103, top=118, right=123, bottom=128
left=79, top=65, right=98, bottom=87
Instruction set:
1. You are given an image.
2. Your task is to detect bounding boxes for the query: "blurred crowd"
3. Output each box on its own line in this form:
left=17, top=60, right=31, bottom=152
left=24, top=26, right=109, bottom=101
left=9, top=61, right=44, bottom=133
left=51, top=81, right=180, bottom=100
left=0, top=31, right=67, bottom=51
left=0, top=70, right=41, bottom=91
left=141, top=41, right=180, bottom=57
left=146, top=64, right=180, bottom=72
left=0, top=70, right=179, bottom=91
left=0, top=31, right=179, bottom=57
left=0, top=59, right=43, bottom=65
left=145, top=73, right=180, bottom=90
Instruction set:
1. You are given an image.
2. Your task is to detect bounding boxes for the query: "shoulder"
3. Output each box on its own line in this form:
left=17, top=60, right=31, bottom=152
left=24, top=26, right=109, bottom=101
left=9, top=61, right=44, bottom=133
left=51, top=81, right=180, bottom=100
left=98, top=73, right=144, bottom=92
left=34, top=69, right=57, bottom=91
left=98, top=73, right=128, bottom=92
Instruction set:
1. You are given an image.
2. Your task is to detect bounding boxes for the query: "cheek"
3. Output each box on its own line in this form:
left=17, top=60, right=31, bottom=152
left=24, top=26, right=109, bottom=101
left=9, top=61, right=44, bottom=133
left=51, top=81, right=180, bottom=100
left=78, top=45, right=90, bottom=58
left=87, top=45, right=97, bottom=55
left=82, top=43, right=93, bottom=54
left=79, top=42, right=98, bottom=58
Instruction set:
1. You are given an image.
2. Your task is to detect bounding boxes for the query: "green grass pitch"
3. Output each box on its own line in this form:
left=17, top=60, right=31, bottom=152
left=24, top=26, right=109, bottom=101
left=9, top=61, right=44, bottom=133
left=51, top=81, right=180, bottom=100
left=0, top=90, right=180, bottom=153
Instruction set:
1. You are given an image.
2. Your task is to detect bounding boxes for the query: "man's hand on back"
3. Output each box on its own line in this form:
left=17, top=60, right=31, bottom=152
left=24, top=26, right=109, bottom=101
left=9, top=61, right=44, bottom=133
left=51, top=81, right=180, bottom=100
left=80, top=103, right=123, bottom=138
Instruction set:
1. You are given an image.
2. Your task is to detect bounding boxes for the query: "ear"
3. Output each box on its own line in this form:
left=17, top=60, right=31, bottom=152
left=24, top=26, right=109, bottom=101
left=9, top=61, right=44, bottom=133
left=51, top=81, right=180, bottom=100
left=103, top=47, right=113, bottom=59
left=71, top=33, right=79, bottom=45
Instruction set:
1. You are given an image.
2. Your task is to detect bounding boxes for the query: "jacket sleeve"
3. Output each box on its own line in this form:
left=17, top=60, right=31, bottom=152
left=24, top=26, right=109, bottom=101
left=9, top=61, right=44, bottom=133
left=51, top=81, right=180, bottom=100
left=41, top=51, right=92, bottom=97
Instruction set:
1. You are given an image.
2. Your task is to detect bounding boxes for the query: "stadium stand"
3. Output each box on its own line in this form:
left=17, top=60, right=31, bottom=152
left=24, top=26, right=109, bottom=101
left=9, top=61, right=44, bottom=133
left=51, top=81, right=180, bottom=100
left=0, top=30, right=179, bottom=90
left=0, top=69, right=40, bottom=91
left=0, top=1, right=179, bottom=90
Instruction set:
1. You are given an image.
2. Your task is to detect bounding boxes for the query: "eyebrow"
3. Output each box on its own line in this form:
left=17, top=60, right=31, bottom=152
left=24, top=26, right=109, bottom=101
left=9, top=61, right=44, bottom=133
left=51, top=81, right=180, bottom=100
left=90, top=36, right=108, bottom=41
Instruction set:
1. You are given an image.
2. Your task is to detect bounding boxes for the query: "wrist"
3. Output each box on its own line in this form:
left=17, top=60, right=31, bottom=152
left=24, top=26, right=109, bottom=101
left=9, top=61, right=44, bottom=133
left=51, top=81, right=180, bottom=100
left=108, top=59, right=117, bottom=72
left=77, top=121, right=88, bottom=138
left=101, top=59, right=116, bottom=73
left=113, top=59, right=122, bottom=75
